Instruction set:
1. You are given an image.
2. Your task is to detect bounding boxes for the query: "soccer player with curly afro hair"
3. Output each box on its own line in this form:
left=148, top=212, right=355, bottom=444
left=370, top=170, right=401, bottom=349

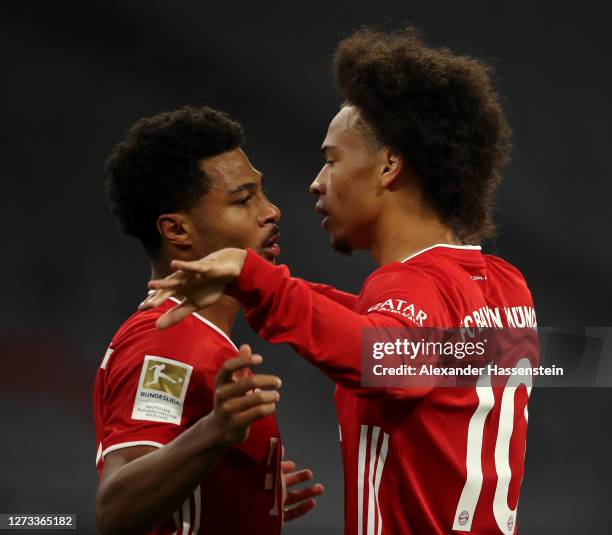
left=319, top=27, right=511, bottom=254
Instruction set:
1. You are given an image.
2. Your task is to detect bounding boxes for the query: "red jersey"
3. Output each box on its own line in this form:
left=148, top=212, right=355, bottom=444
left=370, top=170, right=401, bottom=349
left=229, top=244, right=537, bottom=535
left=93, top=298, right=283, bottom=535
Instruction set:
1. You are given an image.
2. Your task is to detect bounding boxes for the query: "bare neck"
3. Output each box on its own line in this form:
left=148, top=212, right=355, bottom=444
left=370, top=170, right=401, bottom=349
left=370, top=203, right=460, bottom=266
left=151, top=260, right=240, bottom=337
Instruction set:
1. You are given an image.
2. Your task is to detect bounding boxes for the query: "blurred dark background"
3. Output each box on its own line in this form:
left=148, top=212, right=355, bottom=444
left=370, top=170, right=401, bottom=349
left=1, top=1, right=611, bottom=533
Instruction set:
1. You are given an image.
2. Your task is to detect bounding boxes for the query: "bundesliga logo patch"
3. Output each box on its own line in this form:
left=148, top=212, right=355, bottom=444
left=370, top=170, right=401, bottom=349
left=131, top=355, right=193, bottom=425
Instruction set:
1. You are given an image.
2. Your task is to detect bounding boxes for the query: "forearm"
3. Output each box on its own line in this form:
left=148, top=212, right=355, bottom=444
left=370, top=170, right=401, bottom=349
left=230, top=251, right=419, bottom=397
left=305, top=281, right=358, bottom=309
left=244, top=275, right=367, bottom=387
left=145, top=250, right=426, bottom=398
left=96, top=415, right=226, bottom=535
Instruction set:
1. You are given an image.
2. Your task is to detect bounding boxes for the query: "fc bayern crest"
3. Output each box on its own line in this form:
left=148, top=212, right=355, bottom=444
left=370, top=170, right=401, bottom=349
left=458, top=510, right=469, bottom=526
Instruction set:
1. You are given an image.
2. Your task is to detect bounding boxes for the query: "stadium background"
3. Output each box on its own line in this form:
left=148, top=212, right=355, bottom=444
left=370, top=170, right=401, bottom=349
left=2, top=2, right=611, bottom=533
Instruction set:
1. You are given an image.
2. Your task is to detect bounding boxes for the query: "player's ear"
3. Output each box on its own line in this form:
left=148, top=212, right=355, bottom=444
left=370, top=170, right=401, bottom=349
left=157, top=214, right=192, bottom=250
left=379, top=149, right=405, bottom=190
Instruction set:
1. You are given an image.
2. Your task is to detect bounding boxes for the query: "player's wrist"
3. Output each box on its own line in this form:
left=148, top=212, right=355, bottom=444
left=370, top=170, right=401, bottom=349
left=196, top=413, right=235, bottom=452
left=224, top=248, right=247, bottom=279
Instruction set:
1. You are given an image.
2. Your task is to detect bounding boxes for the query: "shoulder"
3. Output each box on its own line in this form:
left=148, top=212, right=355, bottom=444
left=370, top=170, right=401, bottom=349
left=110, top=307, right=196, bottom=360
left=104, top=303, right=235, bottom=380
left=362, top=262, right=437, bottom=292
left=358, top=263, right=447, bottom=325
left=483, top=254, right=529, bottom=286
left=483, top=254, right=535, bottom=308
left=360, top=262, right=442, bottom=305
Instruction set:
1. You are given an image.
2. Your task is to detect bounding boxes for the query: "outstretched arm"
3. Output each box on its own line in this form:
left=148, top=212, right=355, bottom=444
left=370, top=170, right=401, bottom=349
left=142, top=249, right=432, bottom=399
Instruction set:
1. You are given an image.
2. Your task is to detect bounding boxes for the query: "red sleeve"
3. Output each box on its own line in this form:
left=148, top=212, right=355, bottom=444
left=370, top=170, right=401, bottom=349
left=228, top=250, right=446, bottom=399
left=98, top=323, right=212, bottom=461
left=305, top=281, right=358, bottom=309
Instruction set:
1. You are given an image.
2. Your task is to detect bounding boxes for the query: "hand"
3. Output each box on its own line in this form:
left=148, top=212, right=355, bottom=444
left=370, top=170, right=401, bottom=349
left=206, top=344, right=281, bottom=448
left=281, top=448, right=325, bottom=522
left=139, top=248, right=248, bottom=329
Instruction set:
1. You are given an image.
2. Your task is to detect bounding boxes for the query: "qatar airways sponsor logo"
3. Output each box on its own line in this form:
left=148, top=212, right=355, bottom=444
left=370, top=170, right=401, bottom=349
left=367, top=299, right=427, bottom=326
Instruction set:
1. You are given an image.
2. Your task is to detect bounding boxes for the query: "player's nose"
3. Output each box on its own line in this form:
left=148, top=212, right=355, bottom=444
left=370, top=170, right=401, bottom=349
left=259, top=198, right=281, bottom=226
left=310, top=169, right=326, bottom=197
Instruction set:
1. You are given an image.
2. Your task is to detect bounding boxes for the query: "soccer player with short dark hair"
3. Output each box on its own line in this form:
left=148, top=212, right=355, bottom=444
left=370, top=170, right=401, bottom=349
left=144, top=29, right=538, bottom=534
left=94, top=106, right=323, bottom=535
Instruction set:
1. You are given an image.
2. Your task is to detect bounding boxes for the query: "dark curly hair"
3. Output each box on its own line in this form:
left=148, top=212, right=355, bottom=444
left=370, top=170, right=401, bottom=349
left=104, top=106, right=244, bottom=257
left=333, top=28, right=512, bottom=242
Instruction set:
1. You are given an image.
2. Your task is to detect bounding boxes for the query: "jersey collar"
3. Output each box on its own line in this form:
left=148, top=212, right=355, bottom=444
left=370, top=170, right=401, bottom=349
left=168, top=296, right=238, bottom=351
left=400, top=243, right=481, bottom=263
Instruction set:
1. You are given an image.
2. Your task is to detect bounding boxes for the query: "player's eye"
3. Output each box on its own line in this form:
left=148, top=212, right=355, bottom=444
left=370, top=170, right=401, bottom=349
left=234, top=195, right=252, bottom=206
left=325, top=159, right=335, bottom=166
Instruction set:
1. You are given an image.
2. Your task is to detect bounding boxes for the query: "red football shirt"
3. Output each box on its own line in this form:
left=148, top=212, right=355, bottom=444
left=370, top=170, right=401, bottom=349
left=229, top=244, right=538, bottom=535
left=93, top=298, right=283, bottom=535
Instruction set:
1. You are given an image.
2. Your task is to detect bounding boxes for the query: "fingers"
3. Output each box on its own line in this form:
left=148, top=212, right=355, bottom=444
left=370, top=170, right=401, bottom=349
left=281, top=460, right=296, bottom=473
left=210, top=346, right=282, bottom=446
left=231, top=401, right=278, bottom=428
left=140, top=254, right=235, bottom=314
left=139, top=289, right=173, bottom=310
left=156, top=302, right=197, bottom=329
left=139, top=267, right=204, bottom=312
left=170, top=259, right=211, bottom=273
left=221, top=389, right=280, bottom=415
left=170, top=249, right=245, bottom=281
left=237, top=343, right=252, bottom=359
left=281, top=461, right=325, bottom=522
left=285, top=483, right=325, bottom=506
left=283, top=468, right=314, bottom=488
left=214, top=346, right=281, bottom=396
left=139, top=271, right=185, bottom=310
left=147, top=279, right=177, bottom=290
left=215, top=345, right=259, bottom=386
left=216, top=374, right=282, bottom=401
left=140, top=270, right=192, bottom=311
left=283, top=499, right=317, bottom=522
left=148, top=272, right=189, bottom=290
left=231, top=344, right=253, bottom=381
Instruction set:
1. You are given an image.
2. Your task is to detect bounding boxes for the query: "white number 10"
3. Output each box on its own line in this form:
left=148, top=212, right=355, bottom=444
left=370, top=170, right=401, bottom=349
left=453, top=358, right=532, bottom=534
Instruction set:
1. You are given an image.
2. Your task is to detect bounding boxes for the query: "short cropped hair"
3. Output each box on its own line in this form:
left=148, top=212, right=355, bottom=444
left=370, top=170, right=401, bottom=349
left=104, top=106, right=244, bottom=256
